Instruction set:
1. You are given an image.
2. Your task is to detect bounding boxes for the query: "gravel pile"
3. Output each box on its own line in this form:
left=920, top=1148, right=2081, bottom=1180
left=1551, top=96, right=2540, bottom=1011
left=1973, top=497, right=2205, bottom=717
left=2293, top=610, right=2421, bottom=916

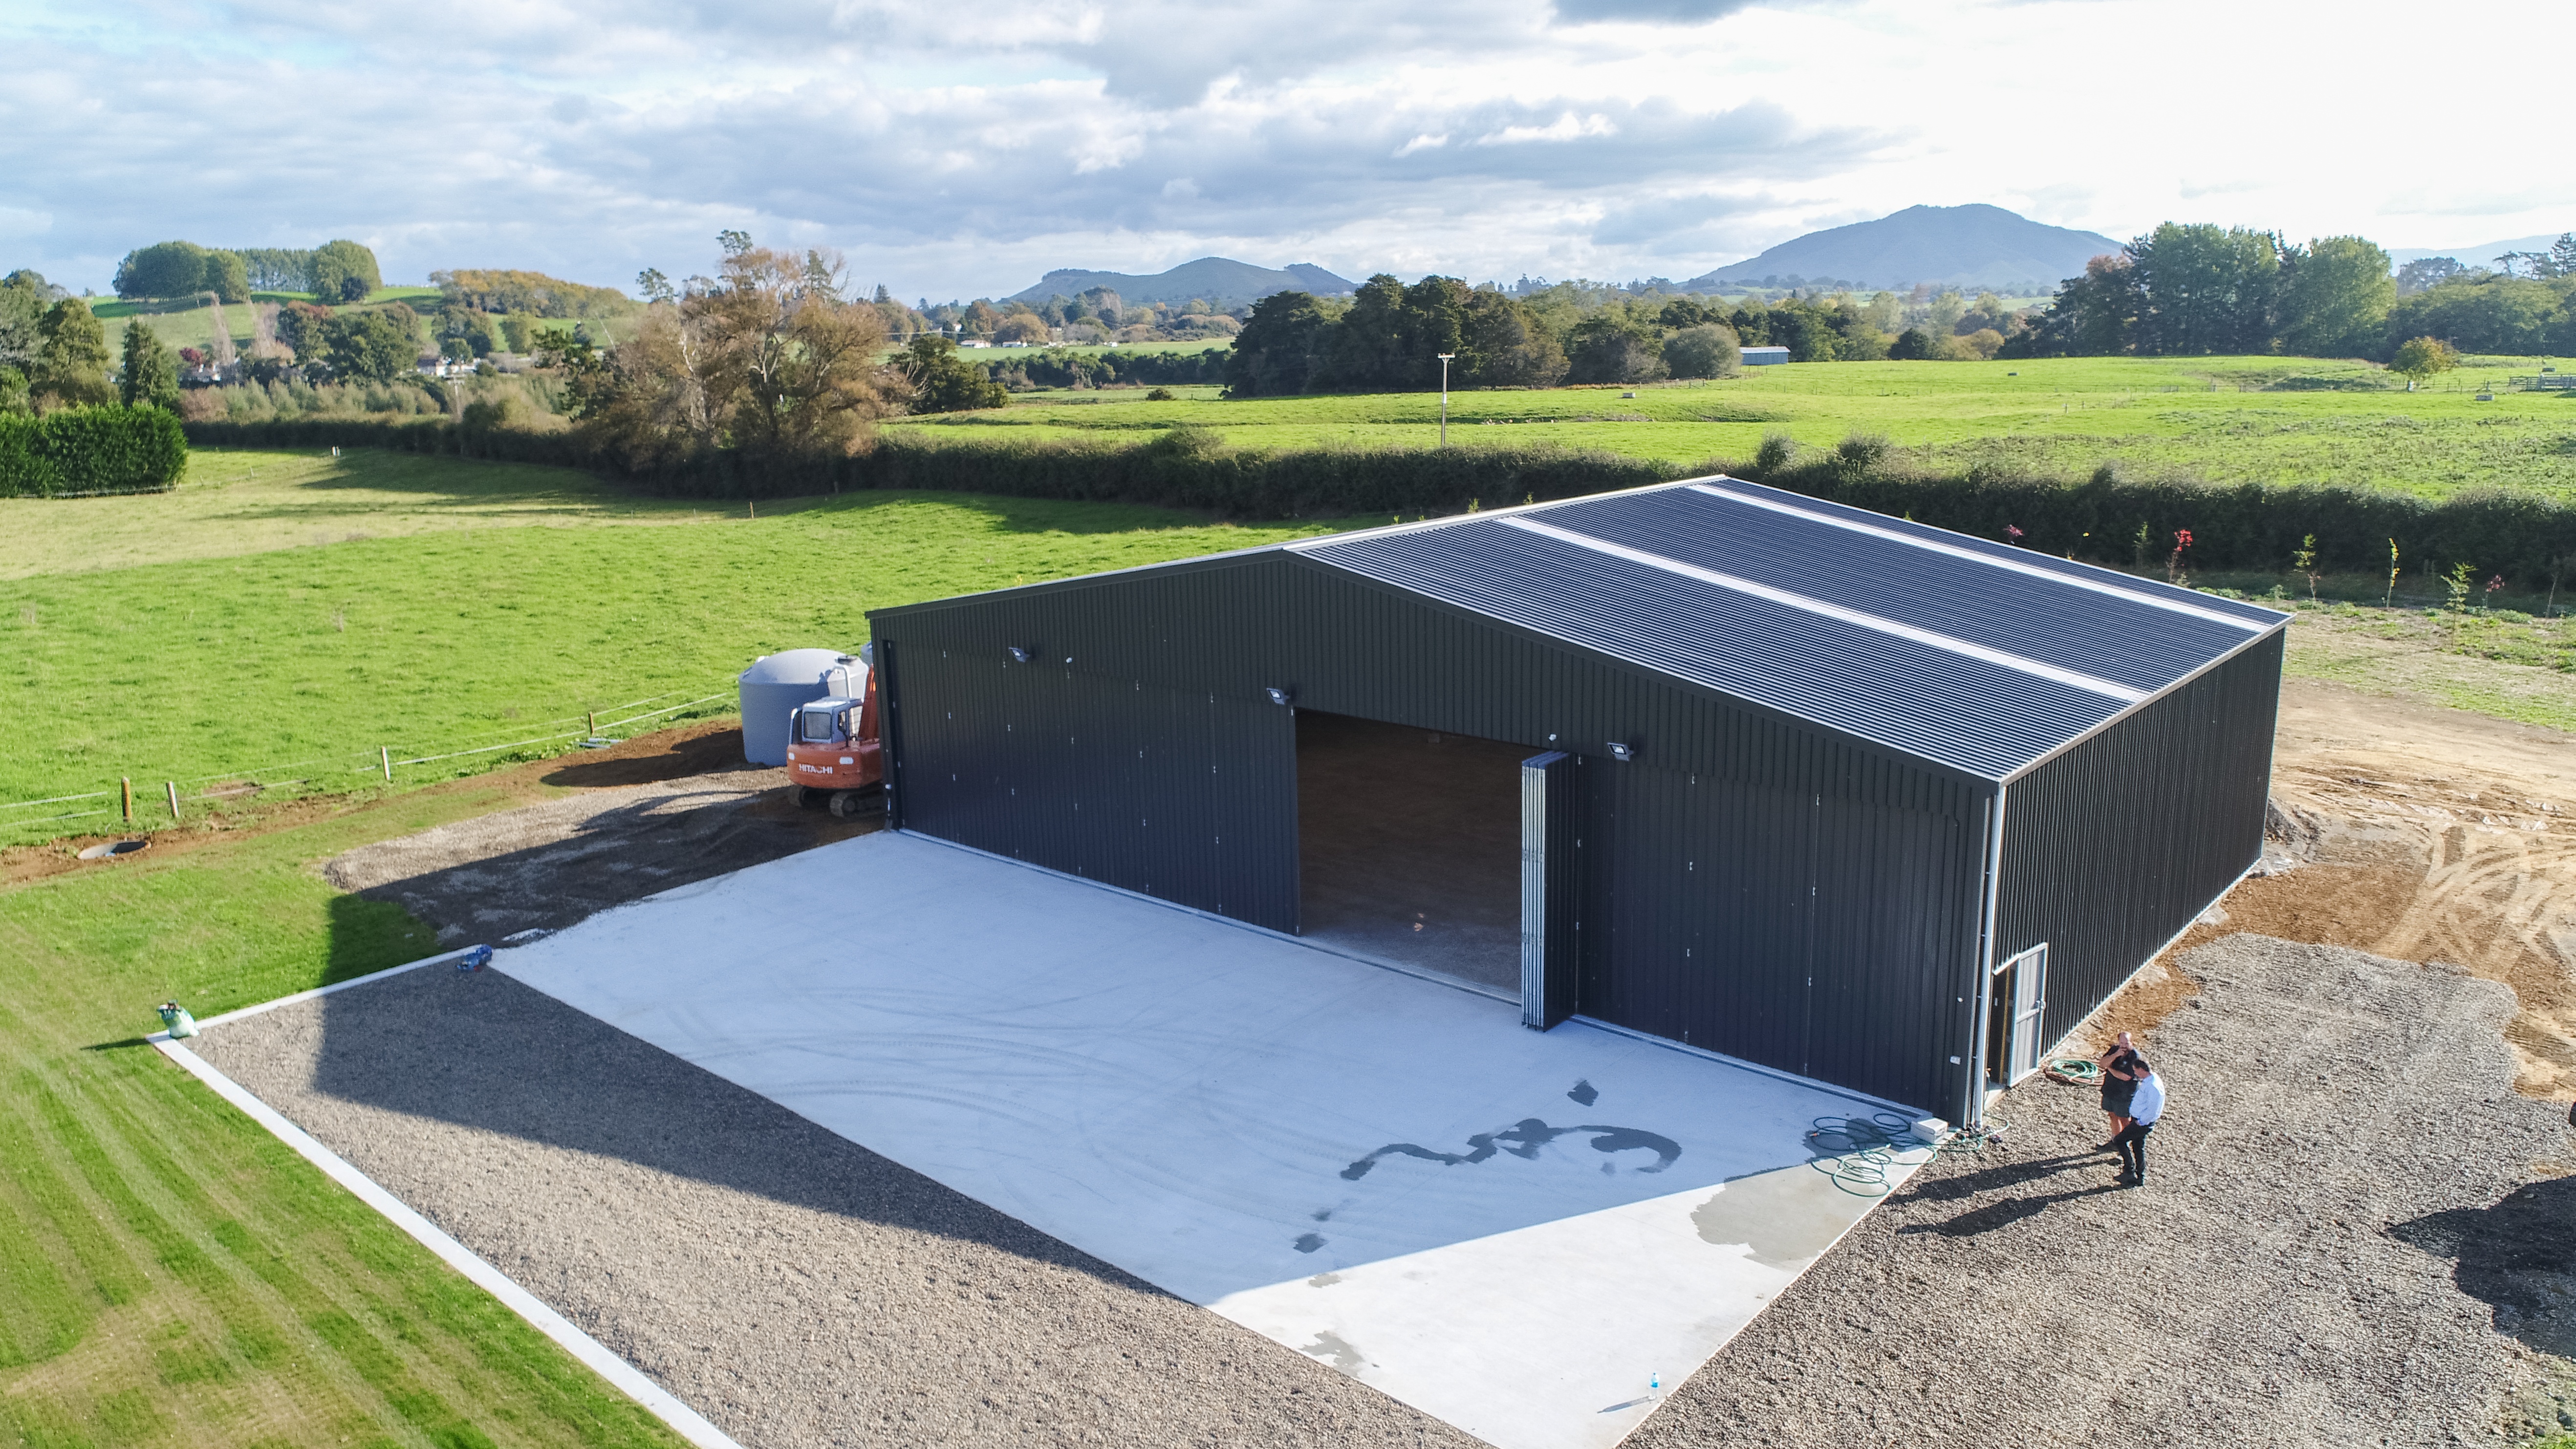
left=190, top=934, right=2574, bottom=1449
left=1630, top=934, right=2576, bottom=1449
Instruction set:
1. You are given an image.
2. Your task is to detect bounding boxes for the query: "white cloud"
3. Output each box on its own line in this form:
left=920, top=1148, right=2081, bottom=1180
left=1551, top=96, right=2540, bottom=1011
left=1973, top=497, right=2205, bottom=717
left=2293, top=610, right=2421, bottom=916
left=1473, top=112, right=1618, bottom=146
left=0, top=0, right=2569, bottom=300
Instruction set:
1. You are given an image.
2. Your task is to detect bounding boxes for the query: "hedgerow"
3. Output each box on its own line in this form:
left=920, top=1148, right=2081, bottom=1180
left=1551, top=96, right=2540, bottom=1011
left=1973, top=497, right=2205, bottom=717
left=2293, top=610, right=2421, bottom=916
left=0, top=407, right=190, bottom=497
left=177, top=416, right=2576, bottom=583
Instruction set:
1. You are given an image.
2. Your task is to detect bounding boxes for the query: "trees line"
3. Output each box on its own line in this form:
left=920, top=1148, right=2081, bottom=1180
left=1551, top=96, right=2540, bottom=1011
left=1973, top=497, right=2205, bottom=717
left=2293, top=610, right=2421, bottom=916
left=112, top=239, right=384, bottom=303
left=2008, top=225, right=2576, bottom=361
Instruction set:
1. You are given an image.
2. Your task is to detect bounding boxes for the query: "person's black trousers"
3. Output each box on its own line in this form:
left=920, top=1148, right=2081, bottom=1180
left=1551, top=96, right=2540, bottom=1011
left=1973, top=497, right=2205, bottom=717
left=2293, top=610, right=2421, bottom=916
left=2112, top=1120, right=2155, bottom=1182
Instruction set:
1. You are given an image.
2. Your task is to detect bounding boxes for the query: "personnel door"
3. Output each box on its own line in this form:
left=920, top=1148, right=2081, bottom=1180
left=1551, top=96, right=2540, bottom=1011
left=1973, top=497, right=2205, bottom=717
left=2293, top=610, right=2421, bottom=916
left=1986, top=944, right=2050, bottom=1084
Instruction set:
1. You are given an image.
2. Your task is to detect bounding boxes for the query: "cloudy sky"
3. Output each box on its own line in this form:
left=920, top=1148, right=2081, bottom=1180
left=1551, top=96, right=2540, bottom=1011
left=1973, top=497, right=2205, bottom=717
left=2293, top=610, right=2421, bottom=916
left=4, top=0, right=2572, bottom=301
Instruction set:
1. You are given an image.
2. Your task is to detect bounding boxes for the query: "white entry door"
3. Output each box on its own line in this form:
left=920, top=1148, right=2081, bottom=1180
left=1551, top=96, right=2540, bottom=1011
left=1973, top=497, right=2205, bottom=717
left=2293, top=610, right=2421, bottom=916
left=1999, top=944, right=2050, bottom=1082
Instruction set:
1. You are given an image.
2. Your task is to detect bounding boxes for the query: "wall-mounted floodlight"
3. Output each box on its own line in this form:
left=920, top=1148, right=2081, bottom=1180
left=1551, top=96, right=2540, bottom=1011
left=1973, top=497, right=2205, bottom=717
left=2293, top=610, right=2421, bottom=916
left=1608, top=741, right=1636, bottom=762
left=1265, top=687, right=1293, bottom=706
left=1007, top=646, right=1033, bottom=664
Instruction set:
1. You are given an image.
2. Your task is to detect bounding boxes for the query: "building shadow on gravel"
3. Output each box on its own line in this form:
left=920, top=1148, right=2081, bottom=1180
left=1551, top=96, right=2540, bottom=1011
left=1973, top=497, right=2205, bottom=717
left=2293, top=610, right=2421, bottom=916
left=2390, top=1175, right=2576, bottom=1360
left=330, top=788, right=875, bottom=944
left=266, top=949, right=1156, bottom=1290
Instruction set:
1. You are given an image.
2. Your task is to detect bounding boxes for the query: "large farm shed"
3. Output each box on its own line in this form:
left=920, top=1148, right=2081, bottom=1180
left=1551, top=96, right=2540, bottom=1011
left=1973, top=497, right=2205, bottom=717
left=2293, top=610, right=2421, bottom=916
left=866, top=477, right=2287, bottom=1123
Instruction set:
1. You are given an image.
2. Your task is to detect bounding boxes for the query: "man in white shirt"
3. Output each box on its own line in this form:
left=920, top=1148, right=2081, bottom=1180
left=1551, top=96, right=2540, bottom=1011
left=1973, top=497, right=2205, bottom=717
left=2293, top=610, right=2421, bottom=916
left=2112, top=1060, right=2165, bottom=1187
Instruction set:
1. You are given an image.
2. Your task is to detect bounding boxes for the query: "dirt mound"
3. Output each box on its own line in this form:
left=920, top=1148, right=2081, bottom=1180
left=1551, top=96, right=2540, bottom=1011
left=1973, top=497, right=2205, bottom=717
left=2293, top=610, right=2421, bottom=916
left=2154, top=680, right=2576, bottom=1101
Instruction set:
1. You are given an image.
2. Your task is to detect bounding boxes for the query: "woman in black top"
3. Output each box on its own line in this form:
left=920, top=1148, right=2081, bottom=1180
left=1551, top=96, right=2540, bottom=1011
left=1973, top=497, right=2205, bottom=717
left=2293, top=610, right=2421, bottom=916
left=2098, top=1030, right=2140, bottom=1149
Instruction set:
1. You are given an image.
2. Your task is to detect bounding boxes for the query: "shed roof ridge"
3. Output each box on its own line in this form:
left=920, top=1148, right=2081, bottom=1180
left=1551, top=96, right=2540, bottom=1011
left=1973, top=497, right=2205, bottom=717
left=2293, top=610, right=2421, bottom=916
left=1681, top=481, right=2273, bottom=632
left=1501, top=516, right=2148, bottom=705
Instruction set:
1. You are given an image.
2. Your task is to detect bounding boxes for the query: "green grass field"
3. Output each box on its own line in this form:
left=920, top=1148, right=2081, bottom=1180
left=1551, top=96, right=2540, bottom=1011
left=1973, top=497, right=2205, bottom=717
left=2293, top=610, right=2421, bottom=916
left=906, top=353, right=2576, bottom=501
left=2, top=442, right=2571, bottom=1446
left=87, top=290, right=446, bottom=356
left=0, top=451, right=1339, bottom=841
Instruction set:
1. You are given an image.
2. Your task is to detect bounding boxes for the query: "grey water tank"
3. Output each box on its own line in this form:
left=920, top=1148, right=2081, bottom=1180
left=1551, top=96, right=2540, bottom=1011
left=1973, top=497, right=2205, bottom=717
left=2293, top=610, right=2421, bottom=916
left=737, top=648, right=866, bottom=766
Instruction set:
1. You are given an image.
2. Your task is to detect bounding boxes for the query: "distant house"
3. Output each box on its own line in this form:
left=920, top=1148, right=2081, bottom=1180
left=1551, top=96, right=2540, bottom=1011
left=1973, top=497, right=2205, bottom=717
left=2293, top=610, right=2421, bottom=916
left=958, top=339, right=992, bottom=349
left=1741, top=346, right=1791, bottom=367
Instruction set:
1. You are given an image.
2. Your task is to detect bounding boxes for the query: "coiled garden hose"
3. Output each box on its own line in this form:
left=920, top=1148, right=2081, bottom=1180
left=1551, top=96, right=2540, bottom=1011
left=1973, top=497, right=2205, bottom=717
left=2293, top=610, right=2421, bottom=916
left=1804, top=1112, right=1939, bottom=1196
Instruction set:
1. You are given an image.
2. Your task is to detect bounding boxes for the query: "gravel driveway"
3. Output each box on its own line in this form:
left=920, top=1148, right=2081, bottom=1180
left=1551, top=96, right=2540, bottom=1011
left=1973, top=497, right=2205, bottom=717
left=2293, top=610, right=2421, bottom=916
left=1632, top=934, right=2576, bottom=1449
left=190, top=934, right=2575, bottom=1449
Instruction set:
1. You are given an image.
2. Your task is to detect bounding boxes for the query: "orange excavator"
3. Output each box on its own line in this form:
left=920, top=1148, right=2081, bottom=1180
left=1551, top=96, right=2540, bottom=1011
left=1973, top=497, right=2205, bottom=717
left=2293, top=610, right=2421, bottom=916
left=781, top=664, right=883, bottom=818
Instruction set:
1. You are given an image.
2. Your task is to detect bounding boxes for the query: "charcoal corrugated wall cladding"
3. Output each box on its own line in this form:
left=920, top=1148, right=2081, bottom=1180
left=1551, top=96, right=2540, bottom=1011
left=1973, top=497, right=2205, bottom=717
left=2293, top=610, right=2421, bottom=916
left=1578, top=746, right=1980, bottom=1113
left=1995, top=630, right=2285, bottom=1047
left=876, top=578, right=1300, bottom=931
left=872, top=552, right=1989, bottom=1112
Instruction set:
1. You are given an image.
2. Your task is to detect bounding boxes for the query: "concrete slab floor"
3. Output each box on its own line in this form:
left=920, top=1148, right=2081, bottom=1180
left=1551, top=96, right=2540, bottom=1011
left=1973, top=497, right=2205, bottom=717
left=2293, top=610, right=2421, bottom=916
left=1297, top=711, right=1527, bottom=994
left=495, top=830, right=1926, bottom=1449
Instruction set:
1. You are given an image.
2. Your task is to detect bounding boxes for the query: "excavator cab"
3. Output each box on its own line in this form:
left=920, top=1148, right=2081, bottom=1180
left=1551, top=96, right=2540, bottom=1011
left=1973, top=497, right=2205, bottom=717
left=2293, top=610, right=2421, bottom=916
left=782, top=664, right=883, bottom=817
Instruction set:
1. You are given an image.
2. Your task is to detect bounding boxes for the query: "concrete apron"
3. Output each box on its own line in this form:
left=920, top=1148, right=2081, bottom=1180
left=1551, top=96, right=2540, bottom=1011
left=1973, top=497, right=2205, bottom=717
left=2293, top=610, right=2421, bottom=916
left=496, top=830, right=1928, bottom=1449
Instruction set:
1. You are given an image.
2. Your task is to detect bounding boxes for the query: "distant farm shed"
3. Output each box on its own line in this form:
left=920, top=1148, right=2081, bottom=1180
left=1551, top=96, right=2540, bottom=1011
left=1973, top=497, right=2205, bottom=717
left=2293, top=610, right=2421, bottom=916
left=866, top=478, right=2285, bottom=1123
left=1739, top=346, right=1791, bottom=365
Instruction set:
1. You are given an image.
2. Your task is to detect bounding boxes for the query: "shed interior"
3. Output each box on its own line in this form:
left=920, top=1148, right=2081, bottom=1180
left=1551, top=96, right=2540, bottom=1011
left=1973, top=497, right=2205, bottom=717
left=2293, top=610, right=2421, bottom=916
left=1294, top=711, right=1524, bottom=993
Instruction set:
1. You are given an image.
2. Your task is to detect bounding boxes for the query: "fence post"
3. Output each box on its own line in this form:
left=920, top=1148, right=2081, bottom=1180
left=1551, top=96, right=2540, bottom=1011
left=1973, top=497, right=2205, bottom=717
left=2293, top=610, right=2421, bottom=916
left=381, top=746, right=391, bottom=783
left=121, top=777, right=132, bottom=823
left=165, top=782, right=180, bottom=821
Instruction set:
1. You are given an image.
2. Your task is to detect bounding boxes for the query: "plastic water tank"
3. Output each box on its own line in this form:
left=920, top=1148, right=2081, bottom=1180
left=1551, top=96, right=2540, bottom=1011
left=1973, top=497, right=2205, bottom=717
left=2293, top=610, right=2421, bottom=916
left=737, top=648, right=865, bottom=766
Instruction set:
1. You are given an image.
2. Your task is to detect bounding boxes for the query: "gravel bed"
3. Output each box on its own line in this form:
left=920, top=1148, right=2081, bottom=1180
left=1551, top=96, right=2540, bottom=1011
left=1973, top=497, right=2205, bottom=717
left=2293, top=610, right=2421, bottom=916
left=189, top=963, right=1476, bottom=1449
left=188, top=934, right=2574, bottom=1449
left=1630, top=934, right=2576, bottom=1449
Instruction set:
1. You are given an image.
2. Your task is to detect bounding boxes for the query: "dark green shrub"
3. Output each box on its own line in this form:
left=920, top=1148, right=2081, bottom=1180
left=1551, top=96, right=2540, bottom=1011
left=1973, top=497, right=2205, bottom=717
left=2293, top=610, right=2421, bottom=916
left=0, top=406, right=188, bottom=497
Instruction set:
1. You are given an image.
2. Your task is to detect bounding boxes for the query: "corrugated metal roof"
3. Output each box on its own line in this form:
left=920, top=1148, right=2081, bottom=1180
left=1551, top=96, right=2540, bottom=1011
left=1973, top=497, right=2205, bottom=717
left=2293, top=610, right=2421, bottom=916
left=1290, top=477, right=2286, bottom=779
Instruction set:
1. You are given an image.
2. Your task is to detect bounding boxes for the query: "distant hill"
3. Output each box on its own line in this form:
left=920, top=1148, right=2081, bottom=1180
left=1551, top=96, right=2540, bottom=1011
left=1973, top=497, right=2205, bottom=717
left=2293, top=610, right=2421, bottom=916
left=1009, top=257, right=1358, bottom=306
left=2387, top=233, right=2570, bottom=269
left=1686, top=204, right=2122, bottom=292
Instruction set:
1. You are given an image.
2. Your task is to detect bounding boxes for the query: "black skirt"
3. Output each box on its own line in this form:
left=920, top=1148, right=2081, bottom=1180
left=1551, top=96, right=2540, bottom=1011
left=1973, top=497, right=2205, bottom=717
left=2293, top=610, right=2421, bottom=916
left=2101, top=1078, right=2138, bottom=1116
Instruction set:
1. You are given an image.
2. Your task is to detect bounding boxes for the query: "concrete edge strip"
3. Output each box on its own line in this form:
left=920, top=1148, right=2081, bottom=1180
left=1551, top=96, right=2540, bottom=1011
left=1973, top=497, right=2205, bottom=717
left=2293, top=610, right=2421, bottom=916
left=146, top=1034, right=744, bottom=1449
left=1684, top=481, right=2276, bottom=633
left=1505, top=515, right=2149, bottom=704
left=187, top=946, right=486, bottom=1034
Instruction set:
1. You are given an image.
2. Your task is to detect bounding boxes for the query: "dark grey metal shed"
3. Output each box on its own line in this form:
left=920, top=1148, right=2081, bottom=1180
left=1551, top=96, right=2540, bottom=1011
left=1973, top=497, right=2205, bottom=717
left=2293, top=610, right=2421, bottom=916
left=866, top=477, right=2286, bottom=1123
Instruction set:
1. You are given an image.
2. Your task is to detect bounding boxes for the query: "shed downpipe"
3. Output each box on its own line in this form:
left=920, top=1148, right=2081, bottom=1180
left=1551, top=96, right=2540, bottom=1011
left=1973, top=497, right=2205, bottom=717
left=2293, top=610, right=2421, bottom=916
left=1965, top=786, right=2009, bottom=1129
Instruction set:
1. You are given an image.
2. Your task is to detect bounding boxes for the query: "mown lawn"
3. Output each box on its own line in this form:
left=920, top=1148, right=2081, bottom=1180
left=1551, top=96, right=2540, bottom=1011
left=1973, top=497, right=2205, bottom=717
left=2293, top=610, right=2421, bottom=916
left=0, top=776, right=695, bottom=1449
left=0, top=452, right=1345, bottom=841
left=891, top=353, right=2576, bottom=501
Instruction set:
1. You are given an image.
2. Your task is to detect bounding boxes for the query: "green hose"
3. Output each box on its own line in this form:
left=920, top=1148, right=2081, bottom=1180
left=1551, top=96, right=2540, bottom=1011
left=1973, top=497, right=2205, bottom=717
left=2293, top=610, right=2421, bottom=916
left=2045, top=1056, right=2101, bottom=1084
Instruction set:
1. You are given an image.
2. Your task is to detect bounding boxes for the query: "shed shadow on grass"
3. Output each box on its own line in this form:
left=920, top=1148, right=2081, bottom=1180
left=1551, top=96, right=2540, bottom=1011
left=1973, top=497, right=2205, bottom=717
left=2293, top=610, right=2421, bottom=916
left=237, top=904, right=1160, bottom=1292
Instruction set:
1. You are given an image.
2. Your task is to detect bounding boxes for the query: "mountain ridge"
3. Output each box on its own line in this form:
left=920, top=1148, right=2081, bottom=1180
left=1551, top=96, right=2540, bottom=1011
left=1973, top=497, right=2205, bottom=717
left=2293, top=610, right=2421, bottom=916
left=1008, top=257, right=1359, bottom=306
left=1687, top=204, right=2121, bottom=292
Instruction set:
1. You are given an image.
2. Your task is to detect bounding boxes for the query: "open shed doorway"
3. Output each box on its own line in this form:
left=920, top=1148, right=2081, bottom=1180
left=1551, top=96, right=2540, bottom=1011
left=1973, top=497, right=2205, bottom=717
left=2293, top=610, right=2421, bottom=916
left=1296, top=711, right=1526, bottom=993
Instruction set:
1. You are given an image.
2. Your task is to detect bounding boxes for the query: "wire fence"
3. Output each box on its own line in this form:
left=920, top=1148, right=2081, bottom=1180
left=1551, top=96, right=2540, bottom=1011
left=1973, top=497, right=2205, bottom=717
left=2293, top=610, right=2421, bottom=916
left=0, top=688, right=738, bottom=833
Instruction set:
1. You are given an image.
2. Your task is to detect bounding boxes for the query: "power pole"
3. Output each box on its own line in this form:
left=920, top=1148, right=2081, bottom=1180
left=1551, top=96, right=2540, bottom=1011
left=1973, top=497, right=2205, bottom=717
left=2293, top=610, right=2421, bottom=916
left=1437, top=353, right=1455, bottom=447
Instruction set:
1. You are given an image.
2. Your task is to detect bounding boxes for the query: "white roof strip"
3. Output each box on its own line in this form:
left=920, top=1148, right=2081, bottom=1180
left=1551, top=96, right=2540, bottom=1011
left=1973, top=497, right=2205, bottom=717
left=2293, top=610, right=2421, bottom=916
left=1503, top=516, right=2149, bottom=704
left=1682, top=481, right=2270, bottom=633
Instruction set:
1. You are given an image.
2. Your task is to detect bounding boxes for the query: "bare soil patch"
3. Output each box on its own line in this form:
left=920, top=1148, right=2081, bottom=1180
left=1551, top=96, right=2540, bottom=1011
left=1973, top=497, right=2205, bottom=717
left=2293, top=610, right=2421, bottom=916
left=1, top=720, right=820, bottom=893
left=2138, top=680, right=2576, bottom=1101
left=321, top=770, right=874, bottom=945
